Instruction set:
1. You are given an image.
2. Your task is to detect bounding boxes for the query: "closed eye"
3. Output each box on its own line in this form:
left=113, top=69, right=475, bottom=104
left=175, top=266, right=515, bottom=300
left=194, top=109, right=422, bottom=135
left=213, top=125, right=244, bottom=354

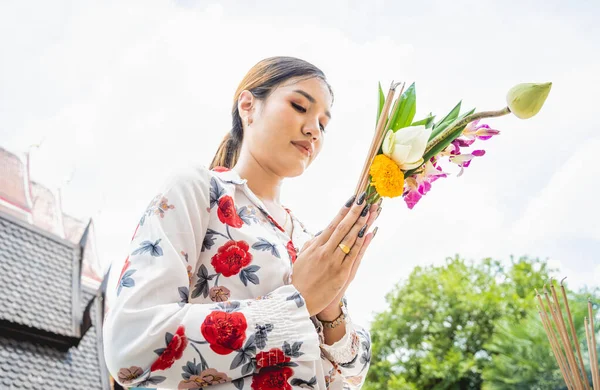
left=291, top=103, right=326, bottom=133
left=291, top=102, right=306, bottom=113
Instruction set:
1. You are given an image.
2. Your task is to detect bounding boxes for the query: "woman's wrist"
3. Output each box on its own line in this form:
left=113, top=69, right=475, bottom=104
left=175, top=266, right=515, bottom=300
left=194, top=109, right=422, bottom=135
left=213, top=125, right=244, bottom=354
left=316, top=307, right=343, bottom=322
left=316, top=299, right=344, bottom=322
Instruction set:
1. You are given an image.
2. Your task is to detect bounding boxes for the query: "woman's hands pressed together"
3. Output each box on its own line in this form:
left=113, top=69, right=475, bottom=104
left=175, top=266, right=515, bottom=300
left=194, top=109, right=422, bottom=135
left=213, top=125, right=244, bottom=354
left=291, top=191, right=381, bottom=317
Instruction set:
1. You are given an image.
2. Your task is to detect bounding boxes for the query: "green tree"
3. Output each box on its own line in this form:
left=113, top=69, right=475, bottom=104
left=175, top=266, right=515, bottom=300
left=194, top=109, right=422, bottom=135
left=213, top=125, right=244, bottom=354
left=365, top=255, right=558, bottom=390
left=481, top=311, right=564, bottom=389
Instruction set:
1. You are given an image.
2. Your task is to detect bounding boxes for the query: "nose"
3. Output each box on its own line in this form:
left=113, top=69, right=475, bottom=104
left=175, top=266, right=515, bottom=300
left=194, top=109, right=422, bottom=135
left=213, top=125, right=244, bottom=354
left=301, top=117, right=321, bottom=141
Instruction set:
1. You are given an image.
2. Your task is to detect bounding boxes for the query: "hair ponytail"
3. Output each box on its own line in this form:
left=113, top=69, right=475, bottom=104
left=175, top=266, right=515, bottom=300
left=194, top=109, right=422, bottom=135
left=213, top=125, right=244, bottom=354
left=209, top=56, right=332, bottom=170
left=209, top=110, right=243, bottom=170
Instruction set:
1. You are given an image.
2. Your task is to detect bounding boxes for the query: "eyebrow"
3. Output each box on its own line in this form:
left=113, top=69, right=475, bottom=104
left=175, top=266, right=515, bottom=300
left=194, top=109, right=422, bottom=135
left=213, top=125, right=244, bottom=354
left=293, top=90, right=331, bottom=119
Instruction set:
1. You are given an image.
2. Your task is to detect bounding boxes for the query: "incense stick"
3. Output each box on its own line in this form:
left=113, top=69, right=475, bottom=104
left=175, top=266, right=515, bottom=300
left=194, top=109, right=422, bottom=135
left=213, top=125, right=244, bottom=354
left=544, top=288, right=581, bottom=388
left=354, top=81, right=404, bottom=196
left=585, top=318, right=597, bottom=390
left=561, top=279, right=592, bottom=390
left=537, top=291, right=574, bottom=389
left=589, top=300, right=599, bottom=389
left=538, top=280, right=598, bottom=389
left=551, top=282, right=586, bottom=389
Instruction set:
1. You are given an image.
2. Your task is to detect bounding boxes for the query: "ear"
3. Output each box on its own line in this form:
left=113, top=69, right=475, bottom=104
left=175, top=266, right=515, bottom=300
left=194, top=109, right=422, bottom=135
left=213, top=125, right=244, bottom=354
left=238, top=90, right=255, bottom=126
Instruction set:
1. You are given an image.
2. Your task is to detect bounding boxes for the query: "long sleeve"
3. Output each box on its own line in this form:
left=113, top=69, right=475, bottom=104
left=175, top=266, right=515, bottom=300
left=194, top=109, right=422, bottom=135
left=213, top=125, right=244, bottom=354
left=102, top=166, right=320, bottom=389
left=313, top=298, right=372, bottom=389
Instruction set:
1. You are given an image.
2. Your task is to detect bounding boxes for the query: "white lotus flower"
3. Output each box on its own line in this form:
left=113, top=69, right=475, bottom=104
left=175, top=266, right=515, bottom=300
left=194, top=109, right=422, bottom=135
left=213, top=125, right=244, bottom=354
left=382, top=125, right=432, bottom=170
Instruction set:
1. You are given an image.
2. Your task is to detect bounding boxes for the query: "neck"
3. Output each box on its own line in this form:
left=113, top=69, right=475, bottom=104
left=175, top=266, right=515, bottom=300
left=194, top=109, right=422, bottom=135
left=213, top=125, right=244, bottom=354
left=233, top=151, right=283, bottom=204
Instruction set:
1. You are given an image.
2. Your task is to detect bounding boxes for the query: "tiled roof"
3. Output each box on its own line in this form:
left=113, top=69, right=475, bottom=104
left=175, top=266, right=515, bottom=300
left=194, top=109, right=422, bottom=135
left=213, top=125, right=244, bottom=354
left=0, top=212, right=78, bottom=337
left=0, top=287, right=107, bottom=390
left=0, top=210, right=109, bottom=388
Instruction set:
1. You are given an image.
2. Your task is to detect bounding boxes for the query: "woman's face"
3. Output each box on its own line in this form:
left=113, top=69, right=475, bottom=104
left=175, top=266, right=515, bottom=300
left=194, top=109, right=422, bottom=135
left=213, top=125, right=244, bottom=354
left=239, top=76, right=332, bottom=178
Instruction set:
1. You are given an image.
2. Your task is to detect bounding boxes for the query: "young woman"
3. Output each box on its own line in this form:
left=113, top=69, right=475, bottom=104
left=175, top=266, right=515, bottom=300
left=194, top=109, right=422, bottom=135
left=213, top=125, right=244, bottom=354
left=103, top=56, right=380, bottom=390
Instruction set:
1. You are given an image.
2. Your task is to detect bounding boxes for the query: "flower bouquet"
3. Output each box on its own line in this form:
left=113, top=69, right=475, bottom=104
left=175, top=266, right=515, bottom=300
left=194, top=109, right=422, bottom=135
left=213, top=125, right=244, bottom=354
left=354, top=81, right=552, bottom=208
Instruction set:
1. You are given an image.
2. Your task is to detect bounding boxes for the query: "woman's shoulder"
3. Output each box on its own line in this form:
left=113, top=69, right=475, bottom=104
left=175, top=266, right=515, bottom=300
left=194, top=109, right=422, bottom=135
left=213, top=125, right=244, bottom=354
left=151, top=163, right=218, bottom=205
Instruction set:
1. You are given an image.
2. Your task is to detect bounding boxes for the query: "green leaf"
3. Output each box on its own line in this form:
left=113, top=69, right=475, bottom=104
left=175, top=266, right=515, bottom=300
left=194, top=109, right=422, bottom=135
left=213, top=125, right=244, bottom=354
left=389, top=82, right=416, bottom=131
left=411, top=113, right=435, bottom=129
left=376, top=82, right=385, bottom=126
left=366, top=255, right=571, bottom=390
left=421, top=108, right=475, bottom=163
left=429, top=101, right=462, bottom=140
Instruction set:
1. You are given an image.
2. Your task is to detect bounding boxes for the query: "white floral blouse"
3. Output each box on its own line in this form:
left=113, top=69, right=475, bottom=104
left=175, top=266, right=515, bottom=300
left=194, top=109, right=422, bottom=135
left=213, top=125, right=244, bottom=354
left=102, top=165, right=371, bottom=389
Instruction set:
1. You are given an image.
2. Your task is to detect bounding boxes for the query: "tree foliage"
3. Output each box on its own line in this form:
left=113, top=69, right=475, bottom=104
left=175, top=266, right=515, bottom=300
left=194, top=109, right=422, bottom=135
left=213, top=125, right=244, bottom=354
left=365, top=255, right=599, bottom=390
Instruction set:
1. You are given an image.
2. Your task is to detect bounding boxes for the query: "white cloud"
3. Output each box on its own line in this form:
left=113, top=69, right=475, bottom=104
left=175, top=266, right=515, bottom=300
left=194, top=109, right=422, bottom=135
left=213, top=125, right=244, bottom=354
left=514, top=138, right=600, bottom=241
left=1, top=0, right=599, bottom=328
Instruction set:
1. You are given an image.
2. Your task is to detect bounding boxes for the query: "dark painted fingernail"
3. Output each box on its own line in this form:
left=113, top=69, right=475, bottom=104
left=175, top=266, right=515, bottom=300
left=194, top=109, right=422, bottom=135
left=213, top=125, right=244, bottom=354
left=360, top=204, right=369, bottom=217
left=358, top=224, right=368, bottom=238
left=376, top=207, right=382, bottom=218
left=345, top=195, right=356, bottom=207
left=372, top=226, right=379, bottom=238
left=356, top=191, right=367, bottom=205
left=377, top=198, right=384, bottom=206
left=315, top=230, right=322, bottom=236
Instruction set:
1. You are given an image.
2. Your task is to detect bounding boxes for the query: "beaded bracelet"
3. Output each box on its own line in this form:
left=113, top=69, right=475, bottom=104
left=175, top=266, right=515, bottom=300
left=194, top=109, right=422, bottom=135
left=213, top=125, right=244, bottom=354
left=320, top=312, right=346, bottom=329
left=318, top=300, right=347, bottom=329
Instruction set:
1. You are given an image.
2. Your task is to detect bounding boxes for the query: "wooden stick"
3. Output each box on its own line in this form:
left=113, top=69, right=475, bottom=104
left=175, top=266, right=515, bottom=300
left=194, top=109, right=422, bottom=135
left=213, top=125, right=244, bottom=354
left=354, top=81, right=404, bottom=196
left=589, top=300, right=599, bottom=389
left=540, top=308, right=573, bottom=389
left=355, top=81, right=403, bottom=195
left=561, top=279, right=591, bottom=390
left=551, top=282, right=586, bottom=389
left=545, top=289, right=580, bottom=388
left=538, top=291, right=574, bottom=389
left=585, top=318, right=597, bottom=390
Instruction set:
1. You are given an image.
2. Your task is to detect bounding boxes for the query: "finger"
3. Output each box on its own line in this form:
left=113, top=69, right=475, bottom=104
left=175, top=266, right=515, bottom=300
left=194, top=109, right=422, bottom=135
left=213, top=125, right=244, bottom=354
left=334, top=203, right=372, bottom=260
left=327, top=191, right=370, bottom=253
left=365, top=203, right=381, bottom=227
left=313, top=193, right=358, bottom=246
left=344, top=229, right=375, bottom=282
left=300, top=238, right=314, bottom=253
left=340, top=211, right=371, bottom=262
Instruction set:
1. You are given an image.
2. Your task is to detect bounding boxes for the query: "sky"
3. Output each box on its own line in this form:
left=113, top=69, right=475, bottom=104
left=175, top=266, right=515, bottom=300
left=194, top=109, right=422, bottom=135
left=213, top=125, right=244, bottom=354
left=1, top=0, right=599, bottom=328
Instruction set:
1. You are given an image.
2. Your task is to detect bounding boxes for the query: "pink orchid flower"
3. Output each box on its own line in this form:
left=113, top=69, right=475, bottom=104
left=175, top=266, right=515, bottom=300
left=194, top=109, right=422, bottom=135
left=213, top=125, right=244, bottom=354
left=462, top=120, right=500, bottom=141
left=403, top=177, right=422, bottom=209
left=402, top=160, right=448, bottom=209
left=449, top=150, right=486, bottom=176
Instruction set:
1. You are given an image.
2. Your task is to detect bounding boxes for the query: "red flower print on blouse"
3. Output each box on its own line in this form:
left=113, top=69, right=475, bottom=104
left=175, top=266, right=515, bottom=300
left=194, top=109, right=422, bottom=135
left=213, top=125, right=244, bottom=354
left=211, top=240, right=252, bottom=277
left=251, top=366, right=294, bottom=390
left=201, top=311, right=247, bottom=355
left=267, top=216, right=284, bottom=232
left=212, top=166, right=231, bottom=173
left=217, top=195, right=244, bottom=228
left=150, top=325, right=188, bottom=371
left=256, top=348, right=290, bottom=369
left=286, top=241, right=297, bottom=264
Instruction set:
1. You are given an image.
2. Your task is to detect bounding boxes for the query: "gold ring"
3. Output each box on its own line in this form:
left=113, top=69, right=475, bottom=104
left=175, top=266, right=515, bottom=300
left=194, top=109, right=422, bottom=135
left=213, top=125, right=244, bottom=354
left=338, top=243, right=351, bottom=255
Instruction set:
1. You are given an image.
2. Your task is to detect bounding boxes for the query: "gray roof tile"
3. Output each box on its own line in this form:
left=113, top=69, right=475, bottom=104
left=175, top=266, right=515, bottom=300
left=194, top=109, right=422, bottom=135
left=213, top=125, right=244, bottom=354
left=0, top=297, right=104, bottom=389
left=0, top=212, right=108, bottom=389
left=0, top=214, right=76, bottom=337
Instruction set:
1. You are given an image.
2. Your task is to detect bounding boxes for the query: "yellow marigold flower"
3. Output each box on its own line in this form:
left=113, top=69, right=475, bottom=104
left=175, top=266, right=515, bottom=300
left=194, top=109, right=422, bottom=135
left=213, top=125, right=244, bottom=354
left=369, top=154, right=405, bottom=198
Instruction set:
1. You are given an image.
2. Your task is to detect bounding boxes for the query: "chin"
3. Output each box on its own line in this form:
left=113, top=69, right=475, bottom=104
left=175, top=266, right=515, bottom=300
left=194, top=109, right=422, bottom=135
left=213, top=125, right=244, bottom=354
left=277, top=160, right=309, bottom=178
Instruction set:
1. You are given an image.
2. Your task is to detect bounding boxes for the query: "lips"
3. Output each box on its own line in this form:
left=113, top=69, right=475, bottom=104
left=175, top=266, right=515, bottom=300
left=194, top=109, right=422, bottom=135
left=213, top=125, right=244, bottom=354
left=291, top=141, right=313, bottom=157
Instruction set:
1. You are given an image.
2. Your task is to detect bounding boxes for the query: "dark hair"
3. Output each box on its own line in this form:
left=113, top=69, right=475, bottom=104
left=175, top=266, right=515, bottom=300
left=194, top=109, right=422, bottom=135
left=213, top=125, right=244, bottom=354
left=209, top=56, right=333, bottom=170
